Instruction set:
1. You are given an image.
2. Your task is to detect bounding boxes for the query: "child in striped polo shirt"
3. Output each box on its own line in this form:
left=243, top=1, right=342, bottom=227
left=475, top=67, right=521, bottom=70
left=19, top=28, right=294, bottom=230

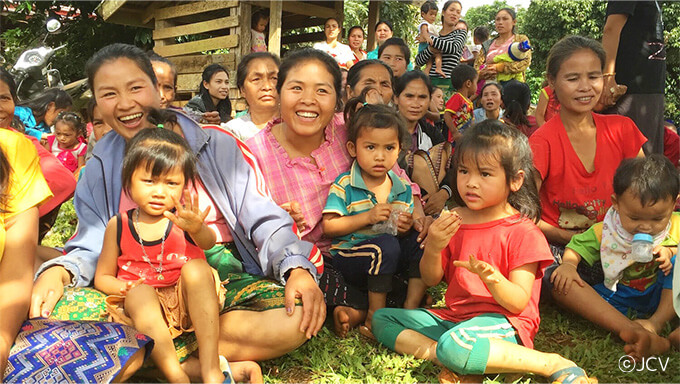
left=323, top=102, right=426, bottom=337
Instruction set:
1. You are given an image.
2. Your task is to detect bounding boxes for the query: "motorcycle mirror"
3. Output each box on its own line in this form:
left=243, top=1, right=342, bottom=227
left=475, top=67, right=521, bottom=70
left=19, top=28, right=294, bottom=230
left=46, top=17, right=61, bottom=33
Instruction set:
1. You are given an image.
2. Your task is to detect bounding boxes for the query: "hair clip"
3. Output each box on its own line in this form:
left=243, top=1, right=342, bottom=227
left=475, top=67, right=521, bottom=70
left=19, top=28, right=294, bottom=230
left=157, top=123, right=164, bottom=129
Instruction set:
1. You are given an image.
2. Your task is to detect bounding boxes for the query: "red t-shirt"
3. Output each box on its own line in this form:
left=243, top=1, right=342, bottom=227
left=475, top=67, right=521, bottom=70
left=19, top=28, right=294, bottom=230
left=429, top=215, right=553, bottom=349
left=663, top=126, right=679, bottom=167
left=444, top=92, right=474, bottom=142
left=529, top=113, right=646, bottom=230
left=542, top=86, right=560, bottom=124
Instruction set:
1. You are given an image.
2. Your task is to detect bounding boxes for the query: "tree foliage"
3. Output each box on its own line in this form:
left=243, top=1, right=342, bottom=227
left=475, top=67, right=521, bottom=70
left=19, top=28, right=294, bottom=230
left=343, top=0, right=420, bottom=50
left=1, top=1, right=150, bottom=84
left=463, top=0, right=511, bottom=36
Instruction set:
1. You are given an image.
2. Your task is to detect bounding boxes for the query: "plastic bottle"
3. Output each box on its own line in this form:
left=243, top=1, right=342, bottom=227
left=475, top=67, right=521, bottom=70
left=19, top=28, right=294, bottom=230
left=630, top=233, right=654, bottom=263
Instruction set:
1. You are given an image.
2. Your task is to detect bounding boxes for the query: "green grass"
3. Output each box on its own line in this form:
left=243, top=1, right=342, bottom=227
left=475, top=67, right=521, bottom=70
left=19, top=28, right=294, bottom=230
left=44, top=201, right=680, bottom=383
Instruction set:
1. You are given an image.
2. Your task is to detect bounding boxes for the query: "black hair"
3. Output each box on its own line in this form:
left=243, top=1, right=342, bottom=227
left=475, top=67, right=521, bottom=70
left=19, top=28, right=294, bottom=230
left=497, top=8, right=517, bottom=34
left=441, top=0, right=463, bottom=23
left=85, top=98, right=97, bottom=123
left=344, top=96, right=408, bottom=149
left=147, top=51, right=178, bottom=88
left=236, top=51, right=281, bottom=89
left=17, top=88, right=72, bottom=124
left=394, top=70, right=433, bottom=97
left=122, top=127, right=196, bottom=198
left=0, top=68, right=17, bottom=102
left=456, top=19, right=469, bottom=31
left=378, top=37, right=411, bottom=67
left=421, top=1, right=438, bottom=13
left=277, top=48, right=343, bottom=111
left=199, top=63, right=232, bottom=122
left=501, top=79, right=530, bottom=129
left=480, top=81, right=503, bottom=98
left=375, top=20, right=393, bottom=32
left=346, top=59, right=394, bottom=92
left=86, top=43, right=158, bottom=98
left=452, top=119, right=541, bottom=221
left=613, top=154, right=680, bottom=207
left=473, top=26, right=490, bottom=42
left=251, top=10, right=269, bottom=27
left=449, top=64, right=477, bottom=90
left=54, top=111, right=87, bottom=139
left=347, top=26, right=365, bottom=39
left=546, top=35, right=606, bottom=81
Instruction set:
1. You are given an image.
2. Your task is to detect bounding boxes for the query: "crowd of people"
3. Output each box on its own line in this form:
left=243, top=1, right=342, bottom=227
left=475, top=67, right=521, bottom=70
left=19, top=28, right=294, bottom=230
left=0, top=0, right=678, bottom=383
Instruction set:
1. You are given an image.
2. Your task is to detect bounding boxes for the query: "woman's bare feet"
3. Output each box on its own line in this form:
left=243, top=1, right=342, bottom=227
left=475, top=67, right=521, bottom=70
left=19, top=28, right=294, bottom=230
left=620, top=325, right=670, bottom=360
left=668, top=327, right=680, bottom=350
left=634, top=318, right=664, bottom=334
left=332, top=306, right=367, bottom=338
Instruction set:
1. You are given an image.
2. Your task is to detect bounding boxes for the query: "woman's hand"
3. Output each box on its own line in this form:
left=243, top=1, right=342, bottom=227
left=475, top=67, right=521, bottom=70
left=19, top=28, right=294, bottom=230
left=201, top=111, right=221, bottom=124
left=422, top=189, right=449, bottom=216
left=165, top=190, right=210, bottom=235
left=550, top=262, right=585, bottom=295
left=281, top=201, right=307, bottom=231
left=478, top=65, right=497, bottom=80
left=30, top=266, right=70, bottom=318
left=284, top=268, right=325, bottom=339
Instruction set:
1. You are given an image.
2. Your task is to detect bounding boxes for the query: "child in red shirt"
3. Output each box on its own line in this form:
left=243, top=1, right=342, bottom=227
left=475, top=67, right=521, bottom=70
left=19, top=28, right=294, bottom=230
left=444, top=64, right=477, bottom=143
left=372, top=120, right=595, bottom=383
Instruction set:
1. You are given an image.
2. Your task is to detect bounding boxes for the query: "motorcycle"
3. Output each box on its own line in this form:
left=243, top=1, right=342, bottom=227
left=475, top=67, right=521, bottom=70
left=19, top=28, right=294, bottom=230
left=2, top=17, right=90, bottom=106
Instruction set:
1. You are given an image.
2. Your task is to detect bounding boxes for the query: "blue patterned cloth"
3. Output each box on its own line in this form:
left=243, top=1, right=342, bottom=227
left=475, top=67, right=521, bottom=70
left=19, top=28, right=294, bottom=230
left=5, top=319, right=152, bottom=383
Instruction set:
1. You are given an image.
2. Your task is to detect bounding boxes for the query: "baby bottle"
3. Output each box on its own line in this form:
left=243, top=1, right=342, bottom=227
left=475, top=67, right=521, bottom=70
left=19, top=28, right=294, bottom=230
left=630, top=233, right=654, bottom=263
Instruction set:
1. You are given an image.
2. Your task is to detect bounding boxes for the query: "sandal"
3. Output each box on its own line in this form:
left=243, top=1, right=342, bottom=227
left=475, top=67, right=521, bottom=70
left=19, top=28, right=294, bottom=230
left=219, top=355, right=234, bottom=384
left=549, top=366, right=597, bottom=384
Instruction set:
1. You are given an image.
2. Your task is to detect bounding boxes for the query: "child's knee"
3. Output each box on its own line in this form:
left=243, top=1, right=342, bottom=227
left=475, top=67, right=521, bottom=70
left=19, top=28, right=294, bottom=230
left=180, top=258, right=213, bottom=282
left=436, top=332, right=487, bottom=375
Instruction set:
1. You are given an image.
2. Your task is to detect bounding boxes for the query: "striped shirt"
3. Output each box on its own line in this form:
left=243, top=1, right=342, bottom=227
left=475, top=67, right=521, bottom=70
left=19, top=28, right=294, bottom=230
left=324, top=161, right=413, bottom=254
left=415, top=29, right=467, bottom=79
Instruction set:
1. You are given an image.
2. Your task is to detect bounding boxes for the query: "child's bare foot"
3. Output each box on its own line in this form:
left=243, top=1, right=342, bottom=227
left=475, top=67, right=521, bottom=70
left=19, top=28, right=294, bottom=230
left=332, top=306, right=366, bottom=338
left=229, top=361, right=263, bottom=384
left=358, top=324, right=376, bottom=340
left=435, top=68, right=447, bottom=78
left=620, top=325, right=670, bottom=360
left=669, top=327, right=680, bottom=350
left=634, top=318, right=663, bottom=334
left=438, top=367, right=485, bottom=383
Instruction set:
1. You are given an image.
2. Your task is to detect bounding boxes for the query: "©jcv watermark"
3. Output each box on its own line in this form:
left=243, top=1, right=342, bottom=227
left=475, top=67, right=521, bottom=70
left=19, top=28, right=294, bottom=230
left=618, top=355, right=671, bottom=373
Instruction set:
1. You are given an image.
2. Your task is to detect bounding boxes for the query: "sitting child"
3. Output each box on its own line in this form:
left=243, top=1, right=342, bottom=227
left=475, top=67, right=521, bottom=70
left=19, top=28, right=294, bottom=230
left=322, top=102, right=426, bottom=337
left=417, top=1, right=445, bottom=77
left=473, top=82, right=503, bottom=124
left=444, top=64, right=477, bottom=143
left=94, top=123, right=239, bottom=383
left=534, top=83, right=560, bottom=127
left=44, top=111, right=87, bottom=174
left=552, top=154, right=677, bottom=355
left=372, top=120, right=594, bottom=383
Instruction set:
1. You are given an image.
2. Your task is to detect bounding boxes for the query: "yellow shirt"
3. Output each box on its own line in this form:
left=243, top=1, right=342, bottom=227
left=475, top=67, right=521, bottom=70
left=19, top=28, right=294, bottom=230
left=0, top=129, right=52, bottom=258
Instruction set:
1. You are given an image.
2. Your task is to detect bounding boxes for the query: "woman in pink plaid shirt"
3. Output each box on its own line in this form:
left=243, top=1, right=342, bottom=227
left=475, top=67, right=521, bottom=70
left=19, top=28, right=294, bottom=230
left=248, top=49, right=431, bottom=338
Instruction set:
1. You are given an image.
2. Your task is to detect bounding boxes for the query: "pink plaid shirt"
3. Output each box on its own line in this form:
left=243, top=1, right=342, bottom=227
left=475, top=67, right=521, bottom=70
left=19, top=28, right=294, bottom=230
left=247, top=113, right=421, bottom=255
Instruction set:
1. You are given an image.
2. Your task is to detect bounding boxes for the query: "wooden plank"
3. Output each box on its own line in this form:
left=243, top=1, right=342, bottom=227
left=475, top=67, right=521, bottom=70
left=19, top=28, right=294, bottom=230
left=168, top=54, right=235, bottom=74
left=141, top=1, right=166, bottom=24
left=99, top=0, right=127, bottom=21
left=177, top=73, right=203, bottom=92
left=238, top=2, right=252, bottom=62
left=154, top=19, right=173, bottom=47
left=153, top=15, right=238, bottom=40
left=106, top=9, right=151, bottom=28
left=268, top=0, right=282, bottom=56
left=155, top=1, right=238, bottom=21
left=282, top=31, right=325, bottom=45
left=367, top=0, right=380, bottom=51
left=155, top=35, right=239, bottom=57
left=282, top=15, right=325, bottom=30
left=246, top=0, right=336, bottom=20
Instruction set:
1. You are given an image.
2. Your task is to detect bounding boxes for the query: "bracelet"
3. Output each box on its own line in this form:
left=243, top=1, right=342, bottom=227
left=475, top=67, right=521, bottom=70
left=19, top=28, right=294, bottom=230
left=602, top=72, right=616, bottom=77
left=440, top=185, right=453, bottom=198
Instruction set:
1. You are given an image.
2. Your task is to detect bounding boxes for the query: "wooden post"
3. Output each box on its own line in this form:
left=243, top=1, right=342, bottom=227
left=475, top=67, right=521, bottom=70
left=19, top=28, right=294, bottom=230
left=238, top=2, right=252, bottom=60
left=367, top=0, right=380, bottom=51
left=268, top=0, right=282, bottom=56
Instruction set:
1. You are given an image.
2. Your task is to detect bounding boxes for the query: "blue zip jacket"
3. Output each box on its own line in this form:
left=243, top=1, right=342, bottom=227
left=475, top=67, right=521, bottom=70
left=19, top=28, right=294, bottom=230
left=37, top=110, right=323, bottom=286
left=14, top=106, right=51, bottom=139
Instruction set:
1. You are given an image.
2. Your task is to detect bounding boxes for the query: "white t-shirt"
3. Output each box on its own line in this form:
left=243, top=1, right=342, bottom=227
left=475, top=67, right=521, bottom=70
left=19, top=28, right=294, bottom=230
left=418, top=19, right=439, bottom=37
left=313, top=41, right=354, bottom=67
left=223, top=114, right=260, bottom=142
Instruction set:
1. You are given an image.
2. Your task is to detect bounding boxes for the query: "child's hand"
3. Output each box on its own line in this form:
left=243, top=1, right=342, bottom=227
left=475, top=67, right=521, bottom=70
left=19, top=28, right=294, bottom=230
left=397, top=211, right=413, bottom=235
left=120, top=278, right=145, bottom=296
left=654, top=245, right=674, bottom=275
left=425, top=210, right=461, bottom=252
left=165, top=190, right=211, bottom=235
left=550, top=262, right=585, bottom=295
left=453, top=255, right=501, bottom=284
left=281, top=201, right=307, bottom=231
left=426, top=35, right=434, bottom=45
left=368, top=203, right=392, bottom=224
